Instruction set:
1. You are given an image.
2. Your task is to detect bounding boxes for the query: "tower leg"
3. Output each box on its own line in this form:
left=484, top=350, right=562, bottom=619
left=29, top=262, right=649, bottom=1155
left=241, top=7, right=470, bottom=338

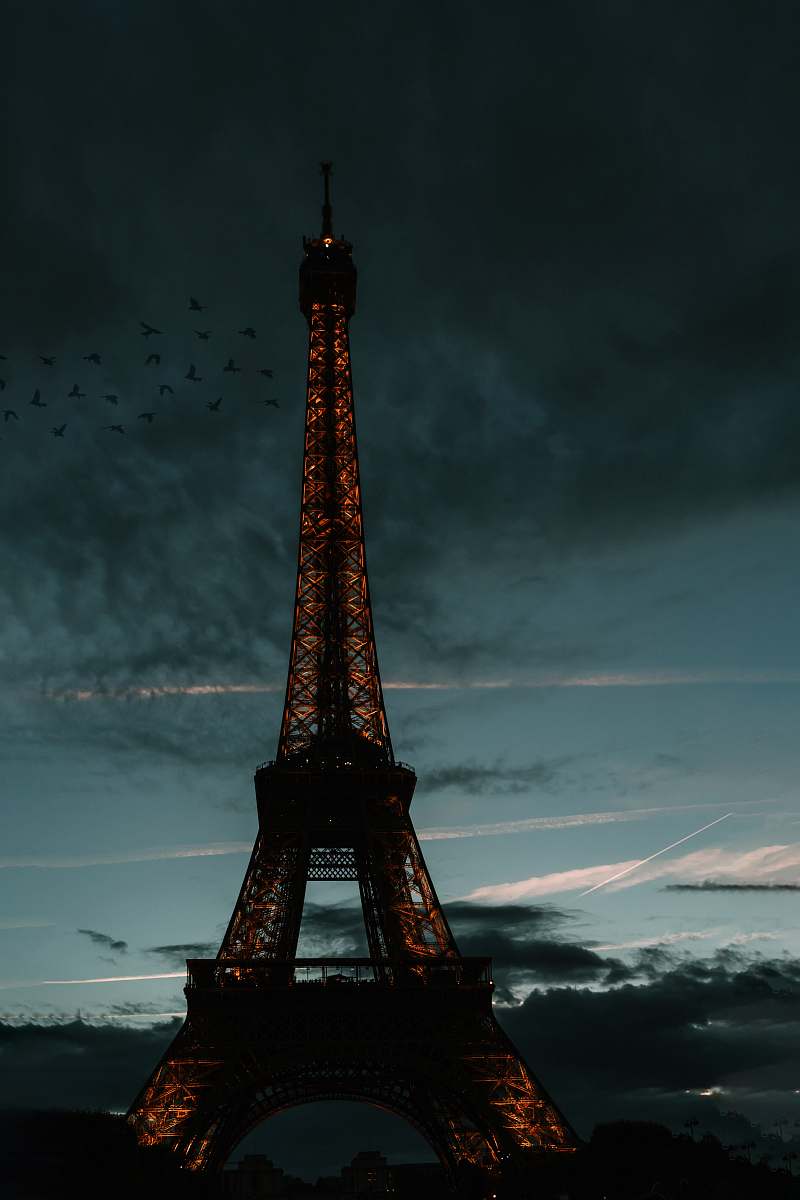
left=218, top=833, right=310, bottom=960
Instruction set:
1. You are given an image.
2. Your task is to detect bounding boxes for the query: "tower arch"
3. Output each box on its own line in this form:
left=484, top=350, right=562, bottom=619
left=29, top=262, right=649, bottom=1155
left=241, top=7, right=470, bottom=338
left=210, top=1085, right=474, bottom=1180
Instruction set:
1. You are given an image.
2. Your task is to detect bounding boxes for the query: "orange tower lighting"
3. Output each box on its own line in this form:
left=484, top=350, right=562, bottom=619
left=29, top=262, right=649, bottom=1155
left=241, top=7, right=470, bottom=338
left=128, top=164, right=577, bottom=1191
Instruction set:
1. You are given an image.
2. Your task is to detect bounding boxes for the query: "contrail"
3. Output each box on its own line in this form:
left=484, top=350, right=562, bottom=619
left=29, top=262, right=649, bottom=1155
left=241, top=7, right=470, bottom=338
left=579, top=813, right=733, bottom=897
left=0, top=842, right=252, bottom=871
left=0, top=970, right=185, bottom=991
left=42, top=971, right=186, bottom=985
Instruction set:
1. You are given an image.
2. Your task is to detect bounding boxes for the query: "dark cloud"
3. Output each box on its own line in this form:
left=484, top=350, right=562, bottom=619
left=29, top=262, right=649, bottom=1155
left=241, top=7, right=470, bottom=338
left=22, top=690, right=283, bottom=772
left=296, top=900, right=574, bottom=956
left=296, top=904, right=370, bottom=957
left=445, top=902, right=572, bottom=935
left=297, top=901, right=627, bottom=988
left=297, top=901, right=720, bottom=992
left=481, top=934, right=628, bottom=989
left=144, top=942, right=217, bottom=967
left=445, top=902, right=629, bottom=988
left=417, top=760, right=566, bottom=795
left=663, top=882, right=800, bottom=892
left=0, top=1018, right=179, bottom=1112
left=503, top=950, right=800, bottom=1136
left=1, top=1, right=799, bottom=703
left=107, top=1001, right=184, bottom=1018
left=77, top=928, right=128, bottom=955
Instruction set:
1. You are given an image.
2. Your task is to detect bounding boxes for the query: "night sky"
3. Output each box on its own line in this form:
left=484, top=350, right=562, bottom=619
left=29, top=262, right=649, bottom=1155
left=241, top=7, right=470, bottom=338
left=2, top=0, right=800, bottom=1181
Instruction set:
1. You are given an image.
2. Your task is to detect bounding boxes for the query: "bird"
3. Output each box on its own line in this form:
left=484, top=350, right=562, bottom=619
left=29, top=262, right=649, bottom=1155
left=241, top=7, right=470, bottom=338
left=30, top=389, right=46, bottom=408
left=83, top=352, right=102, bottom=365
left=158, top=384, right=174, bottom=396
left=238, top=327, right=256, bottom=338
left=223, top=357, right=241, bottom=374
left=103, top=424, right=125, bottom=434
left=145, top=353, right=161, bottom=366
left=51, top=424, right=66, bottom=437
left=139, top=321, right=162, bottom=337
left=188, top=296, right=205, bottom=312
left=138, top=412, right=156, bottom=423
left=101, top=393, right=119, bottom=405
left=68, top=383, right=86, bottom=399
left=185, top=363, right=202, bottom=382
left=40, top=355, right=56, bottom=366
left=254, top=398, right=280, bottom=408
left=257, top=368, right=273, bottom=378
left=3, top=409, right=19, bottom=422
left=194, top=329, right=211, bottom=340
left=207, top=397, right=222, bottom=412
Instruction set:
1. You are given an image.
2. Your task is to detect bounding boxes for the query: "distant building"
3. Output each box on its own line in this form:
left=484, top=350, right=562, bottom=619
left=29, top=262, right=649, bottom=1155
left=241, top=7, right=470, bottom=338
left=341, top=1150, right=394, bottom=1194
left=223, top=1149, right=445, bottom=1198
left=222, top=1153, right=291, bottom=1198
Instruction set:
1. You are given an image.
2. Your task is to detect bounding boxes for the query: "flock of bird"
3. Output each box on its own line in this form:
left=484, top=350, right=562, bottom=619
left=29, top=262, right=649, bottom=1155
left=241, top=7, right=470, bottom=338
left=0, top=297, right=280, bottom=438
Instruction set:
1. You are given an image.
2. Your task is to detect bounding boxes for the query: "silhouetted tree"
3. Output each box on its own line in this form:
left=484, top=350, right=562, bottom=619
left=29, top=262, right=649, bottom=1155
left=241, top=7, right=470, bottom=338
left=0, top=1109, right=211, bottom=1199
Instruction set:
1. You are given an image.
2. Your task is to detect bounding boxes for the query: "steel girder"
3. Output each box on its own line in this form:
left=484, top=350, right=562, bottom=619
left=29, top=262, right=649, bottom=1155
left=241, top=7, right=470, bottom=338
left=217, top=831, right=309, bottom=961
left=277, top=302, right=391, bottom=765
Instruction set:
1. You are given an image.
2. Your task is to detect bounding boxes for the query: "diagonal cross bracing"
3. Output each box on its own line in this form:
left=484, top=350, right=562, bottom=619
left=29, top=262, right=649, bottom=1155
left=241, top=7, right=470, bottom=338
left=278, top=303, right=391, bottom=765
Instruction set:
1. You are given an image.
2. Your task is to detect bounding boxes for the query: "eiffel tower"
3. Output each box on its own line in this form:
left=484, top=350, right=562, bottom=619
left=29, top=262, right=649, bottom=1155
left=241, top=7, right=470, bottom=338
left=129, top=164, right=576, bottom=1190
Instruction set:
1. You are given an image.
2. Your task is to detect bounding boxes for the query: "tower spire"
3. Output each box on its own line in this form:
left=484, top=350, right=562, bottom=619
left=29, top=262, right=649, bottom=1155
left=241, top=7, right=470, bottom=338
left=320, top=160, right=333, bottom=239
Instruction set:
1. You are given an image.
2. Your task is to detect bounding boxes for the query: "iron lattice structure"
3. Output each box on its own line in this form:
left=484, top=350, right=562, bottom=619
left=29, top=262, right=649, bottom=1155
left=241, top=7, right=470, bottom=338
left=278, top=295, right=391, bottom=764
left=129, top=165, right=576, bottom=1191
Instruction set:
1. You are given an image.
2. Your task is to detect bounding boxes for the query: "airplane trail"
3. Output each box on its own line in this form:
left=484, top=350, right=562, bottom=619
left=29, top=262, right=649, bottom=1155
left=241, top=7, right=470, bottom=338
left=41, top=971, right=185, bottom=986
left=579, top=813, right=733, bottom=897
left=0, top=971, right=186, bottom=991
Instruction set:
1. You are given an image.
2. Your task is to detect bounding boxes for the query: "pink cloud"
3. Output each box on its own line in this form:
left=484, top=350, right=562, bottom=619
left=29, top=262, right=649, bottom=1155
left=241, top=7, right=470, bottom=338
left=465, top=842, right=800, bottom=902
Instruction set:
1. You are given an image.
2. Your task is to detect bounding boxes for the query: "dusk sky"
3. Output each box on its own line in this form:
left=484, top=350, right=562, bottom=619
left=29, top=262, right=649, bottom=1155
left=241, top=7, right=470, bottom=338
left=2, top=0, right=800, bottom=1180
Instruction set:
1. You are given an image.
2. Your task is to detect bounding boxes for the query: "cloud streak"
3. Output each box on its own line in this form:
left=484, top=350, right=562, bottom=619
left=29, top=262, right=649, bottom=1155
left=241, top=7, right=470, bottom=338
left=0, top=972, right=185, bottom=991
left=35, top=669, right=800, bottom=704
left=466, top=842, right=800, bottom=902
left=0, top=803, right=740, bottom=874
left=594, top=929, right=724, bottom=951
left=418, top=801, right=736, bottom=841
left=0, top=919, right=53, bottom=929
left=663, top=881, right=800, bottom=892
left=0, top=842, right=252, bottom=871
